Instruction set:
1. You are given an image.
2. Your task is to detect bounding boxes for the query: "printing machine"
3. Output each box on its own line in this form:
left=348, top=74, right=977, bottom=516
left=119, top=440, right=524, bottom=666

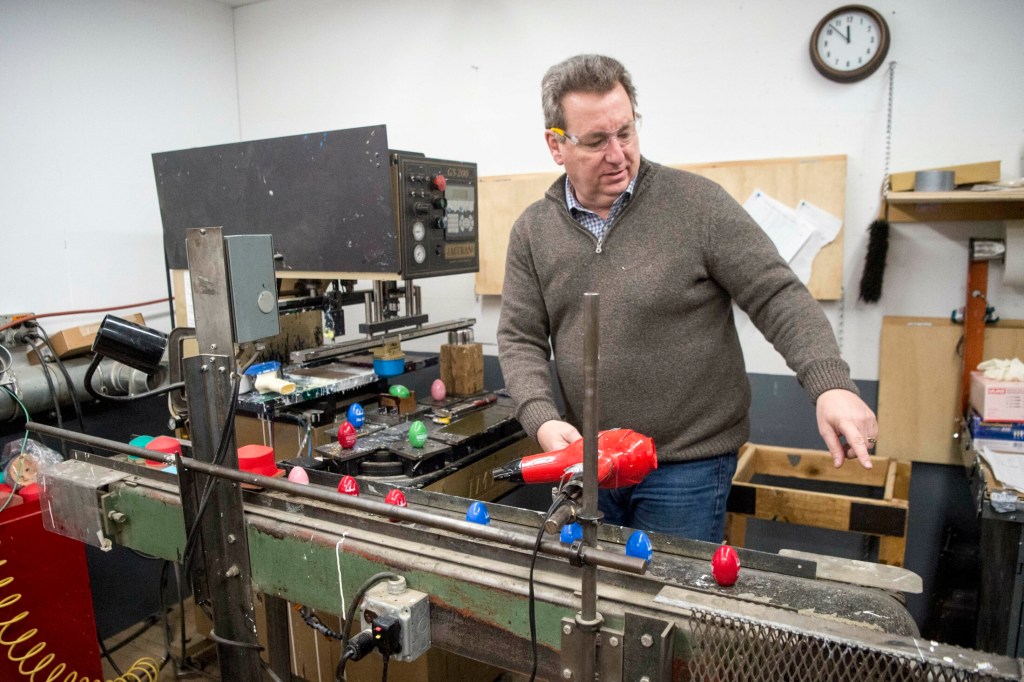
left=19, top=126, right=1024, bottom=680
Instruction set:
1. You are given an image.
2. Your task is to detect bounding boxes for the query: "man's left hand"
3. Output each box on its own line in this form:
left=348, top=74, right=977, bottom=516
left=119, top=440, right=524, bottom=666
left=816, top=388, right=878, bottom=469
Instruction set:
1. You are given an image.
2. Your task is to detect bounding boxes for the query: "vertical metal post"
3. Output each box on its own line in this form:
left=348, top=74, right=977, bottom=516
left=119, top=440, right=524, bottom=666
left=181, top=227, right=263, bottom=680
left=576, top=292, right=603, bottom=680
left=962, top=255, right=989, bottom=414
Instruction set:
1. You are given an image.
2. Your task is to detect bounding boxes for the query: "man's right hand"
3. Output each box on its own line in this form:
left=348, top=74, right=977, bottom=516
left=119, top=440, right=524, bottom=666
left=536, top=420, right=583, bottom=452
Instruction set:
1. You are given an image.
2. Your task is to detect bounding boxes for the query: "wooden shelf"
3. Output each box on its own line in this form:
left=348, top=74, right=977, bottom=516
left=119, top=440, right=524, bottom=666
left=885, top=189, right=1024, bottom=222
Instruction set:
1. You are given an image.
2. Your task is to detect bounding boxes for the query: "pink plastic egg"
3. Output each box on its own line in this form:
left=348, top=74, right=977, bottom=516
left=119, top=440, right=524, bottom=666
left=287, top=467, right=309, bottom=485
left=431, top=379, right=447, bottom=401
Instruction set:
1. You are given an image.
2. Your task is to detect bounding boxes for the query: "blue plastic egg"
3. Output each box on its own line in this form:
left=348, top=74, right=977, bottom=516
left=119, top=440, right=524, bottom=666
left=559, top=522, right=583, bottom=545
left=625, top=529, right=653, bottom=561
left=346, top=402, right=365, bottom=429
left=465, top=501, right=490, bottom=525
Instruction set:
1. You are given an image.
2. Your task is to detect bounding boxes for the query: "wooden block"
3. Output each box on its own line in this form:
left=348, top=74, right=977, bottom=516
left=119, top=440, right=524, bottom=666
left=889, top=160, right=1001, bottom=192
left=379, top=392, right=418, bottom=415
left=877, top=316, right=1024, bottom=465
left=440, top=343, right=484, bottom=396
left=727, top=443, right=911, bottom=567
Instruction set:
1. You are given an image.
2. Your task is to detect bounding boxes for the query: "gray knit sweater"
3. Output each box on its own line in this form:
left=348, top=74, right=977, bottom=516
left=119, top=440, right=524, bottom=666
left=496, top=158, right=856, bottom=463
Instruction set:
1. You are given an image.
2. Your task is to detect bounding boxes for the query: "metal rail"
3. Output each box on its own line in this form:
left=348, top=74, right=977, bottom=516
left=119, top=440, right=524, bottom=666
left=25, top=421, right=647, bottom=576
left=289, top=317, right=476, bottom=365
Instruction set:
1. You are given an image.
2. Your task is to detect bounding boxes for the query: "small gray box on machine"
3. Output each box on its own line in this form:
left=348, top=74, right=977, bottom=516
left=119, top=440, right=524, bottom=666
left=224, top=234, right=280, bottom=343
left=360, top=578, right=431, bottom=663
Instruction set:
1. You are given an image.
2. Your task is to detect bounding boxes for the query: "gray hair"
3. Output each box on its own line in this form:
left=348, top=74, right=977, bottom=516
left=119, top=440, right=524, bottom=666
left=541, top=54, right=638, bottom=130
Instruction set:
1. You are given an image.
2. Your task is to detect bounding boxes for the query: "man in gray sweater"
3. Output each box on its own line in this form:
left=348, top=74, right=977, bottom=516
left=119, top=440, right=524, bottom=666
left=496, top=54, right=877, bottom=542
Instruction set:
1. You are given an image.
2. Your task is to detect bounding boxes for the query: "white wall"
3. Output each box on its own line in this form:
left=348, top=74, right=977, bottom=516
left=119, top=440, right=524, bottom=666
left=233, top=0, right=1024, bottom=381
left=4, top=0, right=1022, bottom=384
left=0, top=0, right=239, bottom=332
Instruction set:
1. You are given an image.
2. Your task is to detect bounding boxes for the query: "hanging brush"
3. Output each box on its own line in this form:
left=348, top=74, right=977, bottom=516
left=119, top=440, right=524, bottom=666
left=859, top=61, right=897, bottom=304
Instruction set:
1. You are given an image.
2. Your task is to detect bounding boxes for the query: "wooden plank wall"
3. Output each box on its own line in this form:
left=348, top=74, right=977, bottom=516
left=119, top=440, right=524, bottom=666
left=476, top=155, right=847, bottom=300
left=877, top=316, right=1024, bottom=465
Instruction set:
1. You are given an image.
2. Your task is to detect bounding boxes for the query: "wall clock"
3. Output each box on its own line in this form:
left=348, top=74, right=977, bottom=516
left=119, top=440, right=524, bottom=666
left=810, top=5, right=890, bottom=83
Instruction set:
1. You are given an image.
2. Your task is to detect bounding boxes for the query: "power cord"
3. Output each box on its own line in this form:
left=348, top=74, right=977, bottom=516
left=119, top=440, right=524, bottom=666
left=29, top=323, right=87, bottom=433
left=0, top=385, right=29, bottom=516
left=527, top=489, right=576, bottom=682
left=28, top=341, right=66, bottom=457
left=335, top=571, right=399, bottom=681
left=298, top=604, right=344, bottom=640
left=181, top=373, right=243, bottom=578
left=83, top=354, right=184, bottom=403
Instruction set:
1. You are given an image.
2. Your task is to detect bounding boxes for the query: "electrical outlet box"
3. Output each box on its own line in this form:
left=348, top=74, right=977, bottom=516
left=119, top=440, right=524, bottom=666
left=360, top=578, right=430, bottom=662
left=0, top=313, right=34, bottom=346
left=224, top=235, right=280, bottom=343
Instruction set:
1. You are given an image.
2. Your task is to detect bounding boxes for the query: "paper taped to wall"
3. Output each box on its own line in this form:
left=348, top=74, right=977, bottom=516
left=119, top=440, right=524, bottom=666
left=743, top=191, right=841, bottom=285
left=743, top=190, right=812, bottom=262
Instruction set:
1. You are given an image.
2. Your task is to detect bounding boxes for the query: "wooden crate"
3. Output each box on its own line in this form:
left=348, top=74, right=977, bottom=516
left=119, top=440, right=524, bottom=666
left=726, top=443, right=912, bottom=567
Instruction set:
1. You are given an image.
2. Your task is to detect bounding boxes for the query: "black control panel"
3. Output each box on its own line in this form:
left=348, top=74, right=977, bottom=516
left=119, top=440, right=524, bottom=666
left=391, top=152, right=478, bottom=278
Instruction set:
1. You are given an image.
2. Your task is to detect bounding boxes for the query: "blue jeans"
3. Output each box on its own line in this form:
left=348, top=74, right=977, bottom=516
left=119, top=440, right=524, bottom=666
left=598, top=452, right=738, bottom=542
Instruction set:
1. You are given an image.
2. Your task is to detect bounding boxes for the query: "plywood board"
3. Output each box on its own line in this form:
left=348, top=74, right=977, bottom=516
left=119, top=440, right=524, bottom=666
left=877, top=316, right=1024, bottom=465
left=476, top=155, right=846, bottom=299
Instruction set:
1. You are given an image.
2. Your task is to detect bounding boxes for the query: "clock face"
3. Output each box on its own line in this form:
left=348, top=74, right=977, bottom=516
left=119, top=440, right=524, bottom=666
left=810, top=5, right=890, bottom=83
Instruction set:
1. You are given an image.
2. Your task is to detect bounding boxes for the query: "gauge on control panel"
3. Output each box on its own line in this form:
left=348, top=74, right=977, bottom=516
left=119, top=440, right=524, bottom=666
left=393, top=152, right=478, bottom=278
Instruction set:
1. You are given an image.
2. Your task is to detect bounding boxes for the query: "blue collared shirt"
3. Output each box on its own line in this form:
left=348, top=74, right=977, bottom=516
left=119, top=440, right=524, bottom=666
left=565, top=174, right=638, bottom=243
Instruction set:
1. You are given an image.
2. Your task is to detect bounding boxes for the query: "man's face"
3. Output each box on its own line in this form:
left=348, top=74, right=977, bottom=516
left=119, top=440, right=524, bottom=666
left=545, top=82, right=640, bottom=217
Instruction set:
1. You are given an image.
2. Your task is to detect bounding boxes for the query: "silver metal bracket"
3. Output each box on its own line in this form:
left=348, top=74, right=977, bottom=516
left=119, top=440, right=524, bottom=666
left=622, top=612, right=675, bottom=682
left=38, top=458, right=129, bottom=551
left=560, top=612, right=674, bottom=681
left=560, top=616, right=623, bottom=682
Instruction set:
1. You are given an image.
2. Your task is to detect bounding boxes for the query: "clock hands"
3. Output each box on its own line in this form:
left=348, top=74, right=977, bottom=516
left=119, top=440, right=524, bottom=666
left=833, top=22, right=852, bottom=43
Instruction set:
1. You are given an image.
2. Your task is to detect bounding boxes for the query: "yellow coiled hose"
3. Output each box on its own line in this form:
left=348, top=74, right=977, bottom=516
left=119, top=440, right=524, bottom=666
left=0, top=559, right=160, bottom=682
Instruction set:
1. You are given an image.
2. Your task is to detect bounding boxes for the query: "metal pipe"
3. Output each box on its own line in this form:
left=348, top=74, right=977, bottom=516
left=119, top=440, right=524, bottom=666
left=290, top=317, right=476, bottom=365
left=0, top=355, right=163, bottom=421
left=404, top=278, right=415, bottom=319
left=363, top=291, right=374, bottom=337
left=25, top=422, right=647, bottom=576
left=578, top=292, right=602, bottom=681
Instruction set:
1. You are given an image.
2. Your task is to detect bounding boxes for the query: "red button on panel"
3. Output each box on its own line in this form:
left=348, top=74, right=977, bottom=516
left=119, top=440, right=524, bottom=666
left=433, top=174, right=447, bottom=191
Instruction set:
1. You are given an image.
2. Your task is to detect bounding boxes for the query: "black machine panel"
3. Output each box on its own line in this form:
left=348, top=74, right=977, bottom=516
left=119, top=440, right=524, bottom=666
left=153, top=126, right=479, bottom=279
left=391, top=152, right=479, bottom=278
left=153, top=125, right=397, bottom=274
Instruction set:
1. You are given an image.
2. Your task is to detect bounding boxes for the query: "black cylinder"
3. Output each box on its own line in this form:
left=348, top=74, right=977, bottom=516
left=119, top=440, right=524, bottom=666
left=91, top=315, right=168, bottom=375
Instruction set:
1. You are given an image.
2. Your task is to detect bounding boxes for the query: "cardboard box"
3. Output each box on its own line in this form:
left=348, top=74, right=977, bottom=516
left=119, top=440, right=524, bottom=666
left=970, top=371, right=1024, bottom=422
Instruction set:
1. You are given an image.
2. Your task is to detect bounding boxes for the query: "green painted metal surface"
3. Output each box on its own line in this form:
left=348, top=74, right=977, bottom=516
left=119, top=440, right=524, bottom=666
left=105, top=484, right=186, bottom=560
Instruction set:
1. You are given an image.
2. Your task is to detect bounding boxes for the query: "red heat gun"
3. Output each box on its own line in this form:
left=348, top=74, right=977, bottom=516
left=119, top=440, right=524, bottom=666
left=491, top=428, right=657, bottom=489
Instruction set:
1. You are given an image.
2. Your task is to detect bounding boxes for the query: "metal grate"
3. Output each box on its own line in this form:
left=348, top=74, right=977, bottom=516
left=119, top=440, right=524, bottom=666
left=686, top=607, right=1020, bottom=682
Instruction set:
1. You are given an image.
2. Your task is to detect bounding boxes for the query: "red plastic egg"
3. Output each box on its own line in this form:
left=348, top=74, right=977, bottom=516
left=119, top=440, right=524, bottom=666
left=384, top=488, right=408, bottom=522
left=337, top=475, right=360, bottom=496
left=711, top=545, right=740, bottom=586
left=338, top=421, right=357, bottom=449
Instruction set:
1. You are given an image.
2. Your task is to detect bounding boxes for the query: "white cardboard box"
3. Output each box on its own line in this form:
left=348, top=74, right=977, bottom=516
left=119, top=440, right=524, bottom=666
left=970, top=371, right=1024, bottom=422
